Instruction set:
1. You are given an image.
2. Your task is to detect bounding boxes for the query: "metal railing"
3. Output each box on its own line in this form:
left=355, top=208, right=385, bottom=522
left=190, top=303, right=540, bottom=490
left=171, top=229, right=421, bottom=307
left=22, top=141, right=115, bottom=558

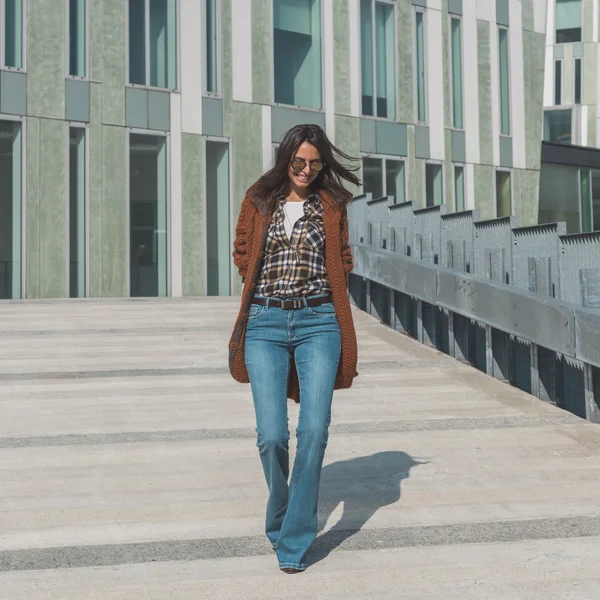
left=348, top=194, right=600, bottom=423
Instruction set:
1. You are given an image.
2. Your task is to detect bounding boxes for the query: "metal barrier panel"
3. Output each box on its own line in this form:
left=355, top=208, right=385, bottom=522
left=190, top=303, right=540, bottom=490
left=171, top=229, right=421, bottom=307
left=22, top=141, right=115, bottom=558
left=473, top=216, right=519, bottom=284
left=559, top=232, right=600, bottom=305
left=441, top=210, right=478, bottom=273
left=512, top=222, right=566, bottom=297
left=366, top=196, right=392, bottom=249
left=348, top=194, right=370, bottom=245
left=389, top=201, right=417, bottom=256
left=413, top=205, right=446, bottom=264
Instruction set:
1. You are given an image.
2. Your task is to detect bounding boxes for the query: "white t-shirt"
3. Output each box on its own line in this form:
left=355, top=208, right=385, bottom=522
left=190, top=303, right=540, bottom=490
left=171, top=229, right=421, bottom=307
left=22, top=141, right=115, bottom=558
left=283, top=201, right=306, bottom=239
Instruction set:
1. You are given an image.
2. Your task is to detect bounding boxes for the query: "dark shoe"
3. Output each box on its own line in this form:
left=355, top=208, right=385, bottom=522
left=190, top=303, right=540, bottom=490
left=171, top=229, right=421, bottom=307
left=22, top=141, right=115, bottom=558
left=281, top=567, right=303, bottom=574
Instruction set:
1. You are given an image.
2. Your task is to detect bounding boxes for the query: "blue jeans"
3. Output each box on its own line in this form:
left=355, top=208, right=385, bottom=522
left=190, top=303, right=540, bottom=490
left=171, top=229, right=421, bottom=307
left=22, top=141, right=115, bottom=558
left=244, top=296, right=342, bottom=571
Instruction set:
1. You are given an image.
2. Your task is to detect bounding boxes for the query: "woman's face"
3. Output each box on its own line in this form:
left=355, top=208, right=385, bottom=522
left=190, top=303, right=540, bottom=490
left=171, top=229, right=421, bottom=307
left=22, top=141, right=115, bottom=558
left=288, top=142, right=323, bottom=190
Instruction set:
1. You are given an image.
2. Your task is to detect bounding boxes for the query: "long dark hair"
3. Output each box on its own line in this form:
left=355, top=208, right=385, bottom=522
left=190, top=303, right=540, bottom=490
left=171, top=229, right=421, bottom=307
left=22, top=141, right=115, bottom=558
left=253, top=124, right=361, bottom=212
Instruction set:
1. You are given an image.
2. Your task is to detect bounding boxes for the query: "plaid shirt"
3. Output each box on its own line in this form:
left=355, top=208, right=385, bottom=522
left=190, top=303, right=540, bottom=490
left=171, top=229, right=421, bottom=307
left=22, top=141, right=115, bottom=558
left=255, top=194, right=332, bottom=299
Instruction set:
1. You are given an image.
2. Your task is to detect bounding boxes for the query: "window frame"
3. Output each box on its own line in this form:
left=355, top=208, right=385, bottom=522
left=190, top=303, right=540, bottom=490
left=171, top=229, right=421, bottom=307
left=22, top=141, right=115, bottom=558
left=424, top=161, right=444, bottom=208
left=125, top=128, right=172, bottom=298
left=360, top=152, right=408, bottom=204
left=543, top=106, right=577, bottom=145
left=202, top=135, right=235, bottom=295
left=574, top=56, right=582, bottom=106
left=453, top=163, right=466, bottom=213
left=498, top=24, right=511, bottom=137
left=65, top=122, right=90, bottom=297
left=0, top=0, right=27, bottom=71
left=494, top=168, right=513, bottom=218
left=202, top=0, right=221, bottom=97
left=125, top=0, right=180, bottom=92
left=65, top=0, right=90, bottom=80
left=413, top=6, right=427, bottom=124
left=271, top=0, right=325, bottom=112
left=554, top=58, right=562, bottom=106
left=359, top=0, right=398, bottom=122
left=449, top=14, right=464, bottom=130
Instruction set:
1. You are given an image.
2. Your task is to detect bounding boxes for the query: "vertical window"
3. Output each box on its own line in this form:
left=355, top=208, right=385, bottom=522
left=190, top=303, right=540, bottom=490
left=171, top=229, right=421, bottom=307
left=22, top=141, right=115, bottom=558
left=205, top=0, right=219, bottom=94
left=129, top=134, right=168, bottom=297
left=4, top=0, right=24, bottom=68
left=498, top=27, right=510, bottom=136
left=69, top=128, right=87, bottom=298
left=273, top=0, right=322, bottom=109
left=69, top=0, right=87, bottom=77
left=450, top=17, right=463, bottom=129
left=425, top=163, right=443, bottom=207
left=128, top=0, right=178, bottom=89
left=555, top=0, right=582, bottom=43
left=580, top=168, right=592, bottom=232
left=592, top=170, right=600, bottom=231
left=574, top=57, right=582, bottom=105
left=554, top=60, right=562, bottom=106
left=362, top=157, right=405, bottom=203
left=415, top=10, right=426, bottom=122
left=543, top=109, right=572, bottom=144
left=206, top=141, right=231, bottom=296
left=454, top=165, right=465, bottom=212
left=0, top=120, right=22, bottom=300
left=496, top=170, right=512, bottom=217
left=361, top=0, right=396, bottom=119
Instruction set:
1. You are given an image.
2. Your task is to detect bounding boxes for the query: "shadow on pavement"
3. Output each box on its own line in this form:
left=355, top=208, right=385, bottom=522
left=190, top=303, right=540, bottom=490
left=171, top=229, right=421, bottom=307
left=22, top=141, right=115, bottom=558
left=307, top=451, right=427, bottom=566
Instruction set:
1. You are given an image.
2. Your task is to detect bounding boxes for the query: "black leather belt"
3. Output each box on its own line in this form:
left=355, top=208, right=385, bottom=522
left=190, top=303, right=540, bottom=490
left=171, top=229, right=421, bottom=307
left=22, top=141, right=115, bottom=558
left=252, top=295, right=332, bottom=310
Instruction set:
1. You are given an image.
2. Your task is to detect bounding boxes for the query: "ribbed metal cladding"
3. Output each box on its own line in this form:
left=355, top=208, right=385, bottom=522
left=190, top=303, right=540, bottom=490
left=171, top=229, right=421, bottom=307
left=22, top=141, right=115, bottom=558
left=413, top=205, right=447, bottom=265
left=389, top=201, right=417, bottom=256
left=473, top=217, right=519, bottom=284
left=558, top=232, right=600, bottom=305
left=441, top=211, right=478, bottom=273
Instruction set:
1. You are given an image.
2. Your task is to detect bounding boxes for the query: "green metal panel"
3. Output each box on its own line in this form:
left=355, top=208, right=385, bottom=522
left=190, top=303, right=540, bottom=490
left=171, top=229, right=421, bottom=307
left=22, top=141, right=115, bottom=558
left=496, top=0, right=509, bottom=26
left=148, top=90, right=171, bottom=131
left=39, top=118, right=67, bottom=298
left=376, top=121, right=407, bottom=156
left=474, top=164, right=495, bottom=220
left=271, top=106, right=326, bottom=142
left=333, top=0, right=351, bottom=115
left=252, top=0, right=272, bottom=105
left=451, top=129, right=466, bottom=163
left=448, top=0, right=462, bottom=15
left=583, top=43, right=597, bottom=105
left=499, top=136, right=513, bottom=168
left=573, top=42, right=584, bottom=58
left=27, top=0, right=65, bottom=119
left=412, top=0, right=426, bottom=6
left=102, top=0, right=126, bottom=126
left=182, top=134, right=205, bottom=296
left=89, top=84, right=103, bottom=297
left=26, top=117, right=40, bottom=298
left=126, top=87, right=148, bottom=128
left=414, top=125, right=430, bottom=159
left=477, top=19, right=493, bottom=166
left=523, top=31, right=545, bottom=170
left=101, top=126, right=127, bottom=296
left=65, top=79, right=90, bottom=122
left=554, top=44, right=564, bottom=59
left=397, top=0, right=414, bottom=123
left=0, top=71, right=26, bottom=115
left=334, top=115, right=360, bottom=195
left=202, top=97, right=224, bottom=137
left=360, top=118, right=376, bottom=153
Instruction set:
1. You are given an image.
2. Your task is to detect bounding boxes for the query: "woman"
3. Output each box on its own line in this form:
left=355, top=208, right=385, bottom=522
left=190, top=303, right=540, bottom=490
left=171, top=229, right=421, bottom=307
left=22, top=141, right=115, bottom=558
left=228, top=124, right=359, bottom=573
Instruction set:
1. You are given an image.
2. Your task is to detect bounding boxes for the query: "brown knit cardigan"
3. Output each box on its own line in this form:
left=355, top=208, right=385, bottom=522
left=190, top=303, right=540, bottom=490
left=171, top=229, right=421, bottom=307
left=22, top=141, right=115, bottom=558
left=228, top=184, right=358, bottom=403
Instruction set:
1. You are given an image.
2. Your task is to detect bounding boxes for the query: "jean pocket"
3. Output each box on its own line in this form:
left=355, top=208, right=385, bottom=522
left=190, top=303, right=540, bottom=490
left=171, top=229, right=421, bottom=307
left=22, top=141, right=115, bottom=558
left=248, top=304, right=266, bottom=319
left=307, top=302, right=337, bottom=316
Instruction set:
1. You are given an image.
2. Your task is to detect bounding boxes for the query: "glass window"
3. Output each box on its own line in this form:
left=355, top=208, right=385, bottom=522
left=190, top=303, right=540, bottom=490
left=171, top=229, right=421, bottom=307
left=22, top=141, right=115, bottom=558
left=593, top=170, right=600, bottom=231
left=4, top=0, right=24, bottom=68
left=206, top=141, right=231, bottom=296
left=556, top=0, right=581, bottom=43
left=454, top=165, right=465, bottom=212
left=0, top=121, right=22, bottom=300
left=580, top=168, right=592, bottom=232
left=69, top=0, right=87, bottom=77
left=129, top=134, right=168, bottom=297
left=544, top=109, right=572, bottom=144
left=496, top=171, right=511, bottom=217
left=574, top=57, right=582, bottom=105
left=362, top=157, right=384, bottom=198
left=386, top=160, right=405, bottom=204
left=128, top=0, right=178, bottom=89
left=69, top=128, right=87, bottom=298
left=539, top=163, right=581, bottom=232
left=554, top=60, right=562, bottom=106
left=450, top=17, right=463, bottom=129
left=361, top=0, right=396, bottom=119
left=498, top=27, right=510, bottom=136
left=205, top=0, right=219, bottom=94
left=415, top=10, right=426, bottom=122
left=425, top=163, right=442, bottom=207
left=273, top=0, right=322, bottom=110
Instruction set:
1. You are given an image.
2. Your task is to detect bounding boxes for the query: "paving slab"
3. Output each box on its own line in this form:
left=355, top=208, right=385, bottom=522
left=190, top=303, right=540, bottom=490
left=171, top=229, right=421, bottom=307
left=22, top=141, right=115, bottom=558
left=1, top=298, right=600, bottom=598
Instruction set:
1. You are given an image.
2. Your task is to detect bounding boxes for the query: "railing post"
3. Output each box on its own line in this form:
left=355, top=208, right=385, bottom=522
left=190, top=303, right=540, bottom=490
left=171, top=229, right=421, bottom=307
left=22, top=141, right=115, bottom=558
left=416, top=300, right=424, bottom=344
left=390, top=288, right=396, bottom=331
left=448, top=311, right=456, bottom=358
left=530, top=343, right=541, bottom=399
left=584, top=364, right=599, bottom=423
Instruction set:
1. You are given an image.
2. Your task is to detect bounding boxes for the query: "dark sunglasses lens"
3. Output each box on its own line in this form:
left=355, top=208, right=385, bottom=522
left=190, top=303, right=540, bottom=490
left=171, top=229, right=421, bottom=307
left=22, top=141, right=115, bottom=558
left=311, top=161, right=324, bottom=172
left=291, top=159, right=306, bottom=173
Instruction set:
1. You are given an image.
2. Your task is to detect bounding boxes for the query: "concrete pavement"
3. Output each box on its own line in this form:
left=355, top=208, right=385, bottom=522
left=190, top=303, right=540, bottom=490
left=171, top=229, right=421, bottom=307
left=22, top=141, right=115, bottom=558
left=1, top=298, right=600, bottom=598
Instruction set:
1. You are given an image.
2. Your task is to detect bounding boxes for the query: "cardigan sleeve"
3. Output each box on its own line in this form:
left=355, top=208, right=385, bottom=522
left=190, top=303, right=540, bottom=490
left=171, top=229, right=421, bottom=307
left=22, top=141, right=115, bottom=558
left=340, top=203, right=354, bottom=274
left=232, top=196, right=255, bottom=279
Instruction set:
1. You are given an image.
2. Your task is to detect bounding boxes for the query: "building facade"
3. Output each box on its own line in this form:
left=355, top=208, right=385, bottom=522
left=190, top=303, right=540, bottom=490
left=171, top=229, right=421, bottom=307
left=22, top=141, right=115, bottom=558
left=0, top=0, right=547, bottom=301
left=541, top=0, right=600, bottom=232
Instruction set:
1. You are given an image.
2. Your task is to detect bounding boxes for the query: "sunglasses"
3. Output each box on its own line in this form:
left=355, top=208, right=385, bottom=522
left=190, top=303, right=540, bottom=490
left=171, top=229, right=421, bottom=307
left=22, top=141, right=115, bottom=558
left=290, top=158, right=325, bottom=174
